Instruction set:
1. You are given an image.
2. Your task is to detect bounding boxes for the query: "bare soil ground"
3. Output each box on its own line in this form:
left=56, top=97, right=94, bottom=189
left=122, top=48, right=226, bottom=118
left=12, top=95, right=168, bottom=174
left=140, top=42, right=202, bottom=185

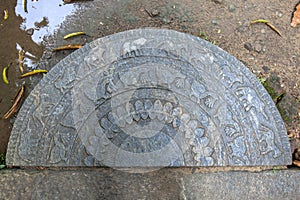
left=0, top=0, right=299, bottom=164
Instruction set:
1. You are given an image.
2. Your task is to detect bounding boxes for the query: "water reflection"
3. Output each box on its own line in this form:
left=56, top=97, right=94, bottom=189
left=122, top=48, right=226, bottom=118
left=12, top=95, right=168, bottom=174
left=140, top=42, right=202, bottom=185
left=15, top=0, right=76, bottom=43
left=0, top=0, right=78, bottom=154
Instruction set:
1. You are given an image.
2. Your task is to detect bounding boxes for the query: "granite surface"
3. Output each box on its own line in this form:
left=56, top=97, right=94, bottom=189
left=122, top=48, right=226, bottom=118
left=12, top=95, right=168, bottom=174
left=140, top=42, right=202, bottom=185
left=6, top=29, right=292, bottom=167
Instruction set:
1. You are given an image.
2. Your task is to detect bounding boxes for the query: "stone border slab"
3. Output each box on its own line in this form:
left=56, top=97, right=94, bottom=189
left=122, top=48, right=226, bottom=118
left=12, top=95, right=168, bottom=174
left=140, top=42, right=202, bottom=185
left=0, top=168, right=299, bottom=199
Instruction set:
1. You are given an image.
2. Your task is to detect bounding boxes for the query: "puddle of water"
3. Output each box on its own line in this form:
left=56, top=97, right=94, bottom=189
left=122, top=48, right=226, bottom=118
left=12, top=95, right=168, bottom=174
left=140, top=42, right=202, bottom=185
left=0, top=0, right=79, bottom=155
left=15, top=0, right=76, bottom=44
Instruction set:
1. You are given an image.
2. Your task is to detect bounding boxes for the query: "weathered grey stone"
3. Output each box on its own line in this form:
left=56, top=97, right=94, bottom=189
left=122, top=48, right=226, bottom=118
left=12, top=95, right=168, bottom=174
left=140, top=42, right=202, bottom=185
left=6, top=28, right=292, bottom=167
left=0, top=168, right=299, bottom=199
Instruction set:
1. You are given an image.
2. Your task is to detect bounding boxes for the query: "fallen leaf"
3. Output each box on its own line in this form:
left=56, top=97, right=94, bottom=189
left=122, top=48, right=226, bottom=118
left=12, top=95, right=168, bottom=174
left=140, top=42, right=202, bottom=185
left=3, top=9, right=8, bottom=20
left=250, top=19, right=282, bottom=36
left=291, top=3, right=300, bottom=27
left=63, top=32, right=86, bottom=39
left=19, top=69, right=48, bottom=78
left=23, top=0, right=27, bottom=13
left=53, top=44, right=82, bottom=51
left=275, top=93, right=285, bottom=105
left=2, top=86, right=25, bottom=119
left=265, top=22, right=282, bottom=37
left=250, top=19, right=269, bottom=24
left=2, top=66, right=9, bottom=84
left=293, top=160, right=300, bottom=167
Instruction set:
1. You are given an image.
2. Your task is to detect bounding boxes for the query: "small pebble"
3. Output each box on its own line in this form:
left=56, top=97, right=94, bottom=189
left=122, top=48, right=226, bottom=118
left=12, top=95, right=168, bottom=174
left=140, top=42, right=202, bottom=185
left=211, top=19, right=218, bottom=25
left=262, top=66, right=270, bottom=73
left=162, top=18, right=171, bottom=24
left=237, top=25, right=247, bottom=33
left=228, top=4, right=236, bottom=12
left=151, top=9, right=159, bottom=17
left=26, top=28, right=34, bottom=36
left=275, top=11, right=283, bottom=18
left=212, top=0, right=223, bottom=4
left=244, top=43, right=252, bottom=51
left=254, top=43, right=262, bottom=53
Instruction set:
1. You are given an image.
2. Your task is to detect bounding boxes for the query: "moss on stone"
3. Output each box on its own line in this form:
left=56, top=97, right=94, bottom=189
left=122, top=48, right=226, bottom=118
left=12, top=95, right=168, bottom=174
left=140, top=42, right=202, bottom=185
left=259, top=74, right=299, bottom=124
left=262, top=81, right=277, bottom=100
left=0, top=153, right=5, bottom=165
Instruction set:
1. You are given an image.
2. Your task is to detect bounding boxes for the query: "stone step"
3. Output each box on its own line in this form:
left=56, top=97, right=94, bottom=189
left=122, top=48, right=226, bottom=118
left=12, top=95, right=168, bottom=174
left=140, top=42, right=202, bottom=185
left=6, top=29, right=292, bottom=167
left=0, top=168, right=299, bottom=199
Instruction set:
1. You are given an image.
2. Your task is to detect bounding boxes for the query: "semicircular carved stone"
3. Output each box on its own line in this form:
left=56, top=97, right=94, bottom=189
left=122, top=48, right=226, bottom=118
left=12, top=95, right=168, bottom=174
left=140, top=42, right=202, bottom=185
left=6, top=29, right=292, bottom=167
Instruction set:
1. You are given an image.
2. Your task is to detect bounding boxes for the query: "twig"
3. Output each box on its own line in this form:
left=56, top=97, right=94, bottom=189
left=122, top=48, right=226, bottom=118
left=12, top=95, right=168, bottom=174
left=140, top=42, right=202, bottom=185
left=144, top=8, right=153, bottom=17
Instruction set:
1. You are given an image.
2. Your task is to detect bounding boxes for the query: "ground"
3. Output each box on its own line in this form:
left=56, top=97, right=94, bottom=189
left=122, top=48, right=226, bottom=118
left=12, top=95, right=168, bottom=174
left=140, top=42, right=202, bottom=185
left=0, top=0, right=299, bottom=164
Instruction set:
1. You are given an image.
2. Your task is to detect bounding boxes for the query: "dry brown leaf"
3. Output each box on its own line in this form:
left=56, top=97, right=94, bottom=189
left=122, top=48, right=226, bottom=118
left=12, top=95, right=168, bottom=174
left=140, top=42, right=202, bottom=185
left=291, top=3, right=300, bottom=27
left=2, top=86, right=24, bottom=119
left=293, top=160, right=300, bottom=167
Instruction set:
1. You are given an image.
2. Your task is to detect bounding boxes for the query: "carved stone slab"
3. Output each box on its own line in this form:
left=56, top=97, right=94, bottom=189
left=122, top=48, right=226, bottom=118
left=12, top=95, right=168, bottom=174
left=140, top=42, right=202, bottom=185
left=6, top=29, right=292, bottom=167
